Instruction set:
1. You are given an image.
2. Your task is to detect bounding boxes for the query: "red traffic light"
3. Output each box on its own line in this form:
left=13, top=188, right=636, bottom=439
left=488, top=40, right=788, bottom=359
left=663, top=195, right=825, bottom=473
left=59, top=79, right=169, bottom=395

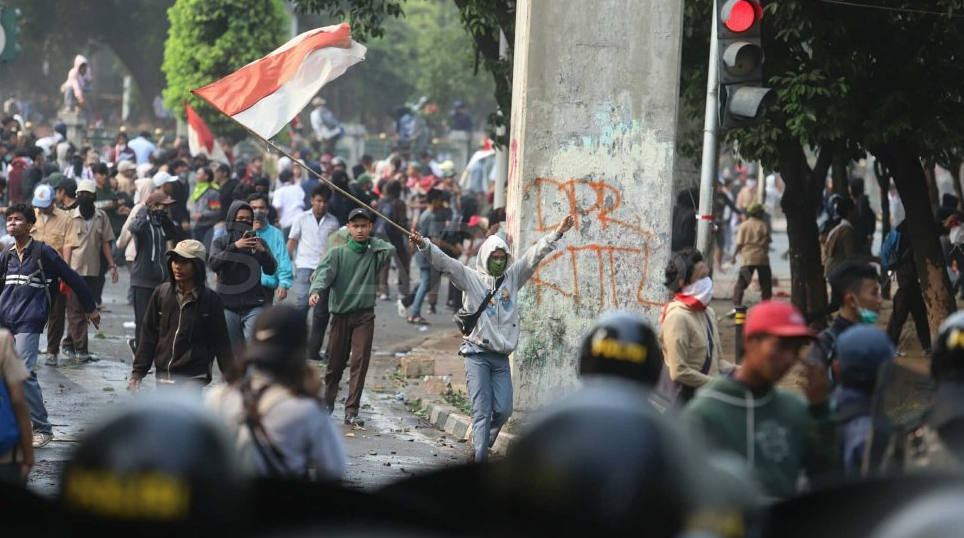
left=723, top=0, right=762, bottom=33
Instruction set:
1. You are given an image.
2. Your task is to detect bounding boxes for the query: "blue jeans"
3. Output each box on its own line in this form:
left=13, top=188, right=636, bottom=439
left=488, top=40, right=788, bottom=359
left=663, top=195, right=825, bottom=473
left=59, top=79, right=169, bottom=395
left=294, top=267, right=313, bottom=313
left=410, top=266, right=433, bottom=318
left=464, top=351, right=512, bottom=462
left=16, top=333, right=51, bottom=434
left=224, top=307, right=262, bottom=354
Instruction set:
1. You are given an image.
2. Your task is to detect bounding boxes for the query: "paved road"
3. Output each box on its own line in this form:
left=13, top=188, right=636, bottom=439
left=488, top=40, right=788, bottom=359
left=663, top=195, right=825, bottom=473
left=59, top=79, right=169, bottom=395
left=27, top=267, right=466, bottom=496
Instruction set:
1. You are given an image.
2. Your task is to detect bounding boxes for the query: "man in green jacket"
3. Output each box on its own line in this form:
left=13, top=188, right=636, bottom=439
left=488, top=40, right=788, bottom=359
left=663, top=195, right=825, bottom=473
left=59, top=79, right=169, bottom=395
left=683, top=300, right=836, bottom=499
left=309, top=208, right=395, bottom=427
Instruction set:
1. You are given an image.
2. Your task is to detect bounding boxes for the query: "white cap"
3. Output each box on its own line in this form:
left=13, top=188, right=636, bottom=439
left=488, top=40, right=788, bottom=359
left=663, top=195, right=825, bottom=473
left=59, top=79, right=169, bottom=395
left=152, top=171, right=178, bottom=187
left=76, top=179, right=96, bottom=194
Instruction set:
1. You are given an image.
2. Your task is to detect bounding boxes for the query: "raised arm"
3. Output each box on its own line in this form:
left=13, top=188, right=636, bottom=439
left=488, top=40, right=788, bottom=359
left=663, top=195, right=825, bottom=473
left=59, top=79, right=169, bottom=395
left=510, top=215, right=575, bottom=285
left=410, top=231, right=475, bottom=291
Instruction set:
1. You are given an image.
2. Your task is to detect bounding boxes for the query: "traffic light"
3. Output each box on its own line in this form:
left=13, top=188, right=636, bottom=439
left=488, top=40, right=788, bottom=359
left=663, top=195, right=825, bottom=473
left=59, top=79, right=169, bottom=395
left=0, top=7, right=21, bottom=63
left=717, top=0, right=776, bottom=129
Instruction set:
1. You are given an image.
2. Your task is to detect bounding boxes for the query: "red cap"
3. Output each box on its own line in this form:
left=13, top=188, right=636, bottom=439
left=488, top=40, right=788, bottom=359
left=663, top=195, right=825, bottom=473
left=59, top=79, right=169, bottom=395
left=744, top=301, right=815, bottom=340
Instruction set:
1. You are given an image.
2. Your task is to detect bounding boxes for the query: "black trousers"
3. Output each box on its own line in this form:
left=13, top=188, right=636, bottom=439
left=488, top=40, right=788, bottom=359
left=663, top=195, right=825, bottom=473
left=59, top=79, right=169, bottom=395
left=308, top=288, right=331, bottom=360
left=131, top=286, right=155, bottom=353
left=733, top=264, right=773, bottom=306
left=887, top=279, right=932, bottom=349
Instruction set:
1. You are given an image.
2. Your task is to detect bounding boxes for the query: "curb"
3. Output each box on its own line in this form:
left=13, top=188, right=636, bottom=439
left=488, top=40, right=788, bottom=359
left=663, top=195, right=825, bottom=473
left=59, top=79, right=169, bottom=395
left=423, top=401, right=515, bottom=455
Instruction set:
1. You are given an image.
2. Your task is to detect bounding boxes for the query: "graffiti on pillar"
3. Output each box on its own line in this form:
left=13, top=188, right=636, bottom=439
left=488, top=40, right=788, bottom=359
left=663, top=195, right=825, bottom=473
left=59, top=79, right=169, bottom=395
left=524, top=176, right=664, bottom=309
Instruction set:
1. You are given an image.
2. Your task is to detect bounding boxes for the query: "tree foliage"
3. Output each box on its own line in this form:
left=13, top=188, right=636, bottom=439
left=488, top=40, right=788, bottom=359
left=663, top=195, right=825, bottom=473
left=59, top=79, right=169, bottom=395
left=162, top=0, right=288, bottom=140
left=293, top=0, right=512, bottom=143
left=681, top=0, right=964, bottom=329
left=4, top=0, right=174, bottom=121
left=305, top=0, right=496, bottom=131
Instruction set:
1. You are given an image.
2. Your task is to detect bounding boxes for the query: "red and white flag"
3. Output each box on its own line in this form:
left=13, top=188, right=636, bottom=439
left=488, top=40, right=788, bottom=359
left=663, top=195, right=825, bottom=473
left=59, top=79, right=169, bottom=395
left=191, top=23, right=365, bottom=140
left=185, top=102, right=229, bottom=164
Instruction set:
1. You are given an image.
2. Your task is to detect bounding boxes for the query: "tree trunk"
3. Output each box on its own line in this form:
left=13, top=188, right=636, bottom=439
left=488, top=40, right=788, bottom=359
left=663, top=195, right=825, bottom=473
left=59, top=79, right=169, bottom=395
left=780, top=142, right=832, bottom=327
left=877, top=142, right=955, bottom=344
left=831, top=146, right=849, bottom=198
left=104, top=39, right=163, bottom=123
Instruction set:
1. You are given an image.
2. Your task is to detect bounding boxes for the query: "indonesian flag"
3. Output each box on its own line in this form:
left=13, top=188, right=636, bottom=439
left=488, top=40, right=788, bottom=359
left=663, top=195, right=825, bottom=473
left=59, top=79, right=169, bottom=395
left=191, top=23, right=366, bottom=140
left=185, top=102, right=229, bottom=164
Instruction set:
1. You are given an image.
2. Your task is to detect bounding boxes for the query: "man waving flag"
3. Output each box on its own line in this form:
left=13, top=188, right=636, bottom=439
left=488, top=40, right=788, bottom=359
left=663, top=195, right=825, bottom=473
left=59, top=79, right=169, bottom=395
left=192, top=23, right=366, bottom=140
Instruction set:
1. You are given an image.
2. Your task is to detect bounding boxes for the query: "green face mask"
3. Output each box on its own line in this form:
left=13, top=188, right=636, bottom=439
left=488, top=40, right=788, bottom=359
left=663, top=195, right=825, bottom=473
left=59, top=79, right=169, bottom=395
left=487, top=256, right=507, bottom=277
left=347, top=238, right=368, bottom=254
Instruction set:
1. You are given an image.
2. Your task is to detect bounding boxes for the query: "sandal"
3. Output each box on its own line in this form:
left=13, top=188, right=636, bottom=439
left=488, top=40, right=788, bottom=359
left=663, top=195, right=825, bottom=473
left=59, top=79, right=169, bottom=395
left=407, top=316, right=430, bottom=325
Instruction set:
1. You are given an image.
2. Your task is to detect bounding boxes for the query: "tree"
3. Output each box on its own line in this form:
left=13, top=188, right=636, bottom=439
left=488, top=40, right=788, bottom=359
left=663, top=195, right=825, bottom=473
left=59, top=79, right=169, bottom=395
left=298, top=0, right=495, bottom=131
left=163, top=0, right=288, bottom=140
left=292, top=0, right=512, bottom=142
left=681, top=0, right=963, bottom=337
left=5, top=0, right=174, bottom=121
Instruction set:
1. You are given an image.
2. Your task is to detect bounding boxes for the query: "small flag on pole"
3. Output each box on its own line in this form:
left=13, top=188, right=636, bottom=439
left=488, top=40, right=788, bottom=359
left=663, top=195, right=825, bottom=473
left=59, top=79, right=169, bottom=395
left=185, top=102, right=229, bottom=164
left=191, top=23, right=366, bottom=140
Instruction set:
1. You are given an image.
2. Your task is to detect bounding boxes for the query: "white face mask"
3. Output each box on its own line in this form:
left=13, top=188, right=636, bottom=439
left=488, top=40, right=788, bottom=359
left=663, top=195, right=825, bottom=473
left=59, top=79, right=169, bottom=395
left=682, top=277, right=714, bottom=306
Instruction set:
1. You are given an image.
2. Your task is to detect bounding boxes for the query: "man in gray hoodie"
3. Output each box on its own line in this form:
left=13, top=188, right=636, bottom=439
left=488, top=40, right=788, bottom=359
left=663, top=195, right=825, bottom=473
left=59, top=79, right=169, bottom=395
left=410, top=214, right=575, bottom=461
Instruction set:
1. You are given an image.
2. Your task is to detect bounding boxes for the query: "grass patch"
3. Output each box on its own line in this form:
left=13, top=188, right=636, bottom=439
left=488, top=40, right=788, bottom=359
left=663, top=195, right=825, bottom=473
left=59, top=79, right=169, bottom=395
left=443, top=391, right=472, bottom=415
left=404, top=398, right=429, bottom=419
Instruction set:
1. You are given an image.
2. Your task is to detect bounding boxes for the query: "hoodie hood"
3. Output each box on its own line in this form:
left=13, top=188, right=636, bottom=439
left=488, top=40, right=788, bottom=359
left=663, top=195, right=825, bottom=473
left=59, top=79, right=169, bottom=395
left=73, top=54, right=89, bottom=69
left=134, top=178, right=155, bottom=205
left=225, top=200, right=253, bottom=239
left=476, top=235, right=511, bottom=276
left=166, top=256, right=207, bottom=289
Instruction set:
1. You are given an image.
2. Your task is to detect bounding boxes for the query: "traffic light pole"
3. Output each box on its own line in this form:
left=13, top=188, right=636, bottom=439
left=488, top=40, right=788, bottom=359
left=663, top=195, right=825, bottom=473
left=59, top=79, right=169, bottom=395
left=695, top=1, right=720, bottom=265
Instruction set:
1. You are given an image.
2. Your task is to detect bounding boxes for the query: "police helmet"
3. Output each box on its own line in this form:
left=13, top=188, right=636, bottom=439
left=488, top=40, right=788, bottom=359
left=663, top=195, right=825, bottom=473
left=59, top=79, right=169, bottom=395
left=59, top=396, right=245, bottom=536
left=494, top=382, right=694, bottom=537
left=932, top=311, right=964, bottom=381
left=578, top=311, right=663, bottom=387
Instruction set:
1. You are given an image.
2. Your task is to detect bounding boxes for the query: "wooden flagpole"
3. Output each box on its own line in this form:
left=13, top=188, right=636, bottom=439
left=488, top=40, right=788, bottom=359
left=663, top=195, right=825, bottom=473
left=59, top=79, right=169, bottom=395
left=193, top=95, right=412, bottom=237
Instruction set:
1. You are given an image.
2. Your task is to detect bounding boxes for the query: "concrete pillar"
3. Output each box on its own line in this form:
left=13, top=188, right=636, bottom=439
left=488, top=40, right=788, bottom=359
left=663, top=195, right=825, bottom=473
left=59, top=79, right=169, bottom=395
left=506, top=0, right=684, bottom=412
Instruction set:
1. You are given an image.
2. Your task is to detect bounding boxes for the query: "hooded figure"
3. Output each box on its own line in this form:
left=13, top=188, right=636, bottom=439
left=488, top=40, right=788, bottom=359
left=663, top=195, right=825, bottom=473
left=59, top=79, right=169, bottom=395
left=412, top=215, right=575, bottom=461
left=61, top=55, right=92, bottom=112
left=116, top=177, right=158, bottom=263
left=209, top=200, right=278, bottom=349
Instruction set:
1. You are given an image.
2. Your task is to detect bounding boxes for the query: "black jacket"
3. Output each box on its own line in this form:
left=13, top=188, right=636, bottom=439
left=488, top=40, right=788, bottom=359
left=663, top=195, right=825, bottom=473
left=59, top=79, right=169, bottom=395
left=128, top=206, right=177, bottom=289
left=132, top=259, right=235, bottom=384
left=209, top=200, right=277, bottom=311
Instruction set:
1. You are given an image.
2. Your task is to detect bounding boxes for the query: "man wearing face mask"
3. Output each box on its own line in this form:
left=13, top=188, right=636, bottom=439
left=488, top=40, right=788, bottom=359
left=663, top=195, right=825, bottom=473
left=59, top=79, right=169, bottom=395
left=247, top=193, right=292, bottom=304
left=209, top=200, right=278, bottom=352
left=657, top=248, right=734, bottom=406
left=808, top=262, right=883, bottom=373
left=63, top=179, right=118, bottom=362
left=409, top=214, right=575, bottom=461
left=126, top=192, right=178, bottom=356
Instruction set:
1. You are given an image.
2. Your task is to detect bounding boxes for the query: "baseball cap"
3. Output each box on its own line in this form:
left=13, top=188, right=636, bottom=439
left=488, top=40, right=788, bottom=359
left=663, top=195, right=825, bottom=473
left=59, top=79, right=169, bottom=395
left=32, top=184, right=54, bottom=208
left=347, top=208, right=372, bottom=222
left=143, top=192, right=175, bottom=207
left=166, top=239, right=206, bottom=261
left=76, top=179, right=96, bottom=194
left=836, top=326, right=895, bottom=386
left=152, top=171, right=178, bottom=187
left=245, top=305, right=307, bottom=365
left=117, top=160, right=137, bottom=173
left=744, top=301, right=814, bottom=340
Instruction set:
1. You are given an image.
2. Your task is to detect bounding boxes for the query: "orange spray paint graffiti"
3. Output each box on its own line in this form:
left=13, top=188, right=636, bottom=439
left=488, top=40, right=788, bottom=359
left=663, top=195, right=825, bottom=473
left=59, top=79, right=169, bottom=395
left=523, top=177, right=664, bottom=309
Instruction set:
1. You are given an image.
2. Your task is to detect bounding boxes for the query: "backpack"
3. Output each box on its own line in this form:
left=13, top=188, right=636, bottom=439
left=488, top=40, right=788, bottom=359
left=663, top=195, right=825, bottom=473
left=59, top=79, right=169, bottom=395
left=0, top=370, right=20, bottom=454
left=880, top=229, right=902, bottom=271
left=0, top=240, right=52, bottom=309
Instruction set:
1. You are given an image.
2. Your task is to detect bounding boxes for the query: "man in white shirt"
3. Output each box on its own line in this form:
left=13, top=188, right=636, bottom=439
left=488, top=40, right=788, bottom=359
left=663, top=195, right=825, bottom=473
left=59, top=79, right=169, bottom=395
left=287, top=185, right=340, bottom=361
left=271, top=169, right=306, bottom=237
left=127, top=131, right=157, bottom=166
